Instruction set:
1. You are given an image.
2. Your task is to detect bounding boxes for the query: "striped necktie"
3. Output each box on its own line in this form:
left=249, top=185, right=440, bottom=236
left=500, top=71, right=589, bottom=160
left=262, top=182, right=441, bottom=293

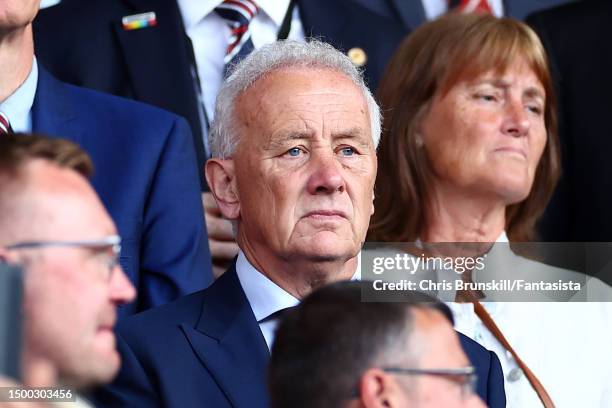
left=449, top=0, right=493, bottom=14
left=215, top=0, right=259, bottom=76
left=0, top=112, right=12, bottom=135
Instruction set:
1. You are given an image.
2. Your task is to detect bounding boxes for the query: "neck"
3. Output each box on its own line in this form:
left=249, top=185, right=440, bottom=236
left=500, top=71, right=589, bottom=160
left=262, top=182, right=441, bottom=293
left=0, top=24, right=34, bottom=102
left=239, top=238, right=358, bottom=299
left=424, top=184, right=506, bottom=243
left=21, top=352, right=58, bottom=388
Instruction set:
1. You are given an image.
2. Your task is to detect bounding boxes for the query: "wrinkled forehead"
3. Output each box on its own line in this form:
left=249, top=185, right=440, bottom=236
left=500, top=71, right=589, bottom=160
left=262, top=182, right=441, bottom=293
left=234, top=67, right=372, bottom=144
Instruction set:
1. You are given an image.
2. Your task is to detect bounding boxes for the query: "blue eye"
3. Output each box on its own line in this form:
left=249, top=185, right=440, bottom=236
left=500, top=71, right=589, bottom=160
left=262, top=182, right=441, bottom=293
left=287, top=147, right=302, bottom=157
left=340, top=147, right=355, bottom=156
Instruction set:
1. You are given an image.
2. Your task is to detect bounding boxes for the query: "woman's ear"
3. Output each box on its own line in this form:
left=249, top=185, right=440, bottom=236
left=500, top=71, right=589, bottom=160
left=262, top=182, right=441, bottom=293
left=205, top=158, right=240, bottom=220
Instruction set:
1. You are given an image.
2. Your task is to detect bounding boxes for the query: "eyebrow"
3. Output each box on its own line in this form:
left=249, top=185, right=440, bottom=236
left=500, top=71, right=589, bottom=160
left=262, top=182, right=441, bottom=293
left=475, top=79, right=545, bottom=100
left=267, top=127, right=371, bottom=148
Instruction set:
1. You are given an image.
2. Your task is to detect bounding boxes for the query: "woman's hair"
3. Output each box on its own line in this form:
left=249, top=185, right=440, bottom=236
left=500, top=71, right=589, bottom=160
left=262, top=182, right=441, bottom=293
left=368, top=13, right=560, bottom=242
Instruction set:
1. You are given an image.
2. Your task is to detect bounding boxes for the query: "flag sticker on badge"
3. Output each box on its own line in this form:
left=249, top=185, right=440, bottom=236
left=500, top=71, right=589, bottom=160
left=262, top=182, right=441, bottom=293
left=122, top=12, right=157, bottom=30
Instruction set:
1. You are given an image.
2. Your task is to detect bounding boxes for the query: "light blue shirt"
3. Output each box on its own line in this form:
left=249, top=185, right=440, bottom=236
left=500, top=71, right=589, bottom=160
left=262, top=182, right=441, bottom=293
left=235, top=250, right=360, bottom=350
left=0, top=58, right=38, bottom=133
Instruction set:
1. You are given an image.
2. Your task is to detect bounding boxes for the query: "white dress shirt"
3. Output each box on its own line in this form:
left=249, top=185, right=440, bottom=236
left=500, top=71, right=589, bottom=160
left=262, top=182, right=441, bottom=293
left=448, top=232, right=612, bottom=407
left=176, top=0, right=305, bottom=146
left=0, top=58, right=38, bottom=133
left=421, top=0, right=504, bottom=20
left=235, top=250, right=360, bottom=350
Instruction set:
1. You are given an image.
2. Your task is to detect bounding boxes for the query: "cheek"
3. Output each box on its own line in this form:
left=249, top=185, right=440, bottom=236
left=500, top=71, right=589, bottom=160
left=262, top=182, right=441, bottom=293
left=531, top=127, right=548, bottom=167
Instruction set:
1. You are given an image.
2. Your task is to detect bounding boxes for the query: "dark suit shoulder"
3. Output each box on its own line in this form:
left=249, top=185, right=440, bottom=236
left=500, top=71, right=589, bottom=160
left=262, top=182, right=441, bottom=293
left=118, top=288, right=207, bottom=341
left=61, top=81, right=181, bottom=125
left=458, top=332, right=506, bottom=408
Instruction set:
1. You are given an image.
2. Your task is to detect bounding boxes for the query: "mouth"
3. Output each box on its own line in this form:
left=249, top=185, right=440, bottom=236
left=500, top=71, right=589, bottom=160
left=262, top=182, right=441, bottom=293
left=494, top=146, right=527, bottom=159
left=303, top=210, right=348, bottom=221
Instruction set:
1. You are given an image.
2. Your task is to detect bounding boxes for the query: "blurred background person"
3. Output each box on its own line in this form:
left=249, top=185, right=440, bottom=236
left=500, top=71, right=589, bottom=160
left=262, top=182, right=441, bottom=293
left=33, top=0, right=405, bottom=277
left=351, top=0, right=576, bottom=32
left=0, top=135, right=135, bottom=405
left=368, top=13, right=612, bottom=407
left=0, top=0, right=211, bottom=316
left=269, top=281, right=485, bottom=408
left=527, top=1, right=612, bottom=243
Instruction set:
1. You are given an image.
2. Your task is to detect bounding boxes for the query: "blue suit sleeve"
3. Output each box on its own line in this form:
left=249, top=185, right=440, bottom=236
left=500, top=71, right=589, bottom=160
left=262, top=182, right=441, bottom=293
left=138, top=116, right=213, bottom=310
left=91, top=334, right=160, bottom=408
left=486, top=350, right=507, bottom=408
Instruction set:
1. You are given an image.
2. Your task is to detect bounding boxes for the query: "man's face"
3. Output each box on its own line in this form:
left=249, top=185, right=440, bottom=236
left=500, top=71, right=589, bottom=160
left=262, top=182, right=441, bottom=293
left=231, top=68, right=376, bottom=266
left=13, top=161, right=135, bottom=387
left=0, top=0, right=39, bottom=30
left=395, top=310, right=485, bottom=408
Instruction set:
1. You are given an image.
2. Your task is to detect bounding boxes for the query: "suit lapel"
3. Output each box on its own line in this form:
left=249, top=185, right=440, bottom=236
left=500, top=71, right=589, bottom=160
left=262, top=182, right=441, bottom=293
left=181, top=267, right=270, bottom=408
left=113, top=0, right=201, bottom=133
left=32, top=66, right=84, bottom=146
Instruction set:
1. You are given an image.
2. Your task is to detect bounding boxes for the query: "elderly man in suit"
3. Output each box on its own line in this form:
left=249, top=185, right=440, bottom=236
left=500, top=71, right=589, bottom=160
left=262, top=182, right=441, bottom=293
left=33, top=0, right=406, bottom=277
left=92, top=40, right=505, bottom=408
left=0, top=0, right=212, bottom=317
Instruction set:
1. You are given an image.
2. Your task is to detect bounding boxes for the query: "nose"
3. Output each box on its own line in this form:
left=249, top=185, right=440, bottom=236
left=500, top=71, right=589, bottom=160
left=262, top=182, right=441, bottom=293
left=306, top=150, right=346, bottom=195
left=501, top=99, right=530, bottom=138
left=109, top=265, right=136, bottom=305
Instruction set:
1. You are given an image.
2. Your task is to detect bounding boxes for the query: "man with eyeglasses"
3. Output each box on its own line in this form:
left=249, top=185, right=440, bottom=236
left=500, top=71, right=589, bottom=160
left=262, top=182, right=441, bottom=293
left=269, top=281, right=485, bottom=408
left=0, top=134, right=135, bottom=403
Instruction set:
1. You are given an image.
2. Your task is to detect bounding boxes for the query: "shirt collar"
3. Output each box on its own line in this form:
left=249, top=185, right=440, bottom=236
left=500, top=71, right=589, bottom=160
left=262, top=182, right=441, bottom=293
left=177, top=0, right=291, bottom=29
left=257, top=0, right=291, bottom=27
left=235, top=251, right=299, bottom=323
left=0, top=57, right=38, bottom=133
left=235, top=250, right=360, bottom=321
left=496, top=231, right=509, bottom=243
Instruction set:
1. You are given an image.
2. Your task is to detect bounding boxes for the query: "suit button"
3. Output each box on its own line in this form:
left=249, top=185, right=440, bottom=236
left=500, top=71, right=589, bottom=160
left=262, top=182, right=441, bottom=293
left=507, top=367, right=524, bottom=382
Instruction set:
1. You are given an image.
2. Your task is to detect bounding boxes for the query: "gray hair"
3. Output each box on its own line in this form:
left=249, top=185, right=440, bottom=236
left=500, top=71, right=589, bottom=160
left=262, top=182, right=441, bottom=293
left=209, top=40, right=381, bottom=158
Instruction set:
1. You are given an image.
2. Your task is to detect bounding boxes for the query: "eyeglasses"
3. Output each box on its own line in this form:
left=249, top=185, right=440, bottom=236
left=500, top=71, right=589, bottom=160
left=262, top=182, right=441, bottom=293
left=5, top=235, right=122, bottom=281
left=382, top=366, right=477, bottom=398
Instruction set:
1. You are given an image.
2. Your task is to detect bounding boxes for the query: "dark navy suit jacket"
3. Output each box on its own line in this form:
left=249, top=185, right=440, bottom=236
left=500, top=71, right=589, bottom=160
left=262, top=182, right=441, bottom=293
left=33, top=67, right=213, bottom=316
left=350, top=0, right=577, bottom=30
left=33, top=0, right=406, bottom=186
left=92, top=266, right=505, bottom=407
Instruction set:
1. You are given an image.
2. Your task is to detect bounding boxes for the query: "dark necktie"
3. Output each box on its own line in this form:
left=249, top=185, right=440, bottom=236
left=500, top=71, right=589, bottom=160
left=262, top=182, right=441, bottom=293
left=215, top=0, right=259, bottom=77
left=0, top=112, right=13, bottom=135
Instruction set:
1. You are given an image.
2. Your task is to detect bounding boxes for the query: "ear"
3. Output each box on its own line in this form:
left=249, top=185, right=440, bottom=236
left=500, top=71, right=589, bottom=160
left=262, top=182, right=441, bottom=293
left=205, top=158, right=240, bottom=220
left=0, top=247, right=15, bottom=264
left=359, top=369, right=410, bottom=408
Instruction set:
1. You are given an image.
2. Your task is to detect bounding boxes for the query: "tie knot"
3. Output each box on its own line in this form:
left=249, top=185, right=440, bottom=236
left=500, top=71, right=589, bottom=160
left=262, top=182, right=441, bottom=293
left=448, top=0, right=492, bottom=14
left=215, top=0, right=259, bottom=67
left=215, top=0, right=259, bottom=27
left=0, top=111, right=12, bottom=135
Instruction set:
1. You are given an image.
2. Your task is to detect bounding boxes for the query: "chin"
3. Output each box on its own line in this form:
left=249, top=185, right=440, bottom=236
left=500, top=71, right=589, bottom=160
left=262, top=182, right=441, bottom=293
left=488, top=174, right=533, bottom=204
left=299, top=234, right=358, bottom=261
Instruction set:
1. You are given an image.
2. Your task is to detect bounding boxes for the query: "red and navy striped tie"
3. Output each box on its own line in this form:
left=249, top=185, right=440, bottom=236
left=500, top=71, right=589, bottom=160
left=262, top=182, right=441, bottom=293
left=449, top=0, right=493, bottom=14
left=0, top=112, right=12, bottom=135
left=215, top=0, right=259, bottom=76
